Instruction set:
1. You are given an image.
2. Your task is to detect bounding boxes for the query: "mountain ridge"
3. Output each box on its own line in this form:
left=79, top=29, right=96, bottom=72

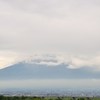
left=0, top=60, right=100, bottom=80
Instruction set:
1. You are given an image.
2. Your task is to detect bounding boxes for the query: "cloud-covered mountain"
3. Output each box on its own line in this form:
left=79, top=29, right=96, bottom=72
left=0, top=56, right=100, bottom=80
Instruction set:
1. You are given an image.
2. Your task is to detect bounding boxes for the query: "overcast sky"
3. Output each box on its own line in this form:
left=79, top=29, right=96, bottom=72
left=0, top=0, right=100, bottom=69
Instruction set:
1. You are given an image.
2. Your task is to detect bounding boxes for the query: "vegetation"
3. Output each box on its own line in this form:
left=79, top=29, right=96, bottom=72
left=0, top=95, right=100, bottom=100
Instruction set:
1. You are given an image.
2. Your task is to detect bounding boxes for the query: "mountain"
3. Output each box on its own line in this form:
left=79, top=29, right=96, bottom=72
left=0, top=60, right=100, bottom=80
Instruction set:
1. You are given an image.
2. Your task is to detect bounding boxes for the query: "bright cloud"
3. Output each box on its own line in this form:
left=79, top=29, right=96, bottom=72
left=0, top=51, right=22, bottom=69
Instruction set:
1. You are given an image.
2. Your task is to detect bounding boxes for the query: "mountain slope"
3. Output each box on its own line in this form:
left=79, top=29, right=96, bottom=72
left=0, top=61, right=100, bottom=80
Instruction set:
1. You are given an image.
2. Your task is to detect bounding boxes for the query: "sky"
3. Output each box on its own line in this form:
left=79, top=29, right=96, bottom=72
left=0, top=0, right=100, bottom=69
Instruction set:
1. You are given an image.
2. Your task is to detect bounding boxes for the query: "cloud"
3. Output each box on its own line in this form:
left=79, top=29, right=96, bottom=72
left=0, top=51, right=100, bottom=70
left=0, top=51, right=23, bottom=69
left=0, top=0, right=100, bottom=53
left=67, top=55, right=100, bottom=70
left=0, top=0, right=100, bottom=69
left=22, top=53, right=100, bottom=71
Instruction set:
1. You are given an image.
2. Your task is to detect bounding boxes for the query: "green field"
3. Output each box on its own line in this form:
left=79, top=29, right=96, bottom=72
left=0, top=96, right=100, bottom=100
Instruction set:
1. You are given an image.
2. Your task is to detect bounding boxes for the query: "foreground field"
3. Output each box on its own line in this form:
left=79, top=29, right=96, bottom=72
left=0, top=96, right=100, bottom=100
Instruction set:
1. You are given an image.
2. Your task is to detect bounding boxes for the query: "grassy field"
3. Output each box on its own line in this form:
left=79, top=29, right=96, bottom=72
left=0, top=96, right=100, bottom=100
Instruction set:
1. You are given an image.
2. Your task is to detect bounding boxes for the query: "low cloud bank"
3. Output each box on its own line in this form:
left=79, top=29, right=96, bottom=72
left=24, top=53, right=100, bottom=71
